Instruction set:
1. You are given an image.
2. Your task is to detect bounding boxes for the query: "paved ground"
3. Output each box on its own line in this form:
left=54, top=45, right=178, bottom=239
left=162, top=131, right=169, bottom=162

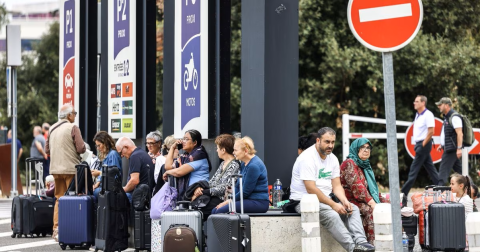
left=0, top=191, right=476, bottom=251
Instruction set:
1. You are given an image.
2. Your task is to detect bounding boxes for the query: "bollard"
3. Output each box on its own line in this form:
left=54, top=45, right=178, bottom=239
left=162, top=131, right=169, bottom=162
left=300, top=194, right=321, bottom=252
left=466, top=212, right=480, bottom=251
left=373, top=203, right=393, bottom=252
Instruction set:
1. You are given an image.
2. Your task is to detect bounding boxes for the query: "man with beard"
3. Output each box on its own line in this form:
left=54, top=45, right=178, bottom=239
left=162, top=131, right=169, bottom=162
left=290, top=127, right=374, bottom=252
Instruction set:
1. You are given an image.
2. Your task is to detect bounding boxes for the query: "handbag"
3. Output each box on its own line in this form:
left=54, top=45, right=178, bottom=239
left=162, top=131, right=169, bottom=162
left=281, top=199, right=300, bottom=213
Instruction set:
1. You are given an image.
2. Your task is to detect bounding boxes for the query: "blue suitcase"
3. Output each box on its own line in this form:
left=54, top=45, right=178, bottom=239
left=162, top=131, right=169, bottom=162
left=58, top=164, right=95, bottom=250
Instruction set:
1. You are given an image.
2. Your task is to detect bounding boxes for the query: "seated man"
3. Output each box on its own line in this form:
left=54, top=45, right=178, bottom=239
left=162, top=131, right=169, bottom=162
left=116, top=137, right=152, bottom=202
left=45, top=175, right=55, bottom=198
left=290, top=127, right=374, bottom=252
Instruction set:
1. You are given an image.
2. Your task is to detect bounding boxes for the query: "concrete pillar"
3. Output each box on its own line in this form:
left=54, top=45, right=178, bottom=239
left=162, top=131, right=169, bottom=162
left=373, top=203, right=393, bottom=252
left=300, top=194, right=321, bottom=252
left=467, top=212, right=480, bottom=251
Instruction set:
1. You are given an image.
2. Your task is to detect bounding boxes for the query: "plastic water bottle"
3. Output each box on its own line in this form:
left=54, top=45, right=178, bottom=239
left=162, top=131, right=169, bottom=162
left=272, top=179, right=284, bottom=208
left=402, top=232, right=409, bottom=252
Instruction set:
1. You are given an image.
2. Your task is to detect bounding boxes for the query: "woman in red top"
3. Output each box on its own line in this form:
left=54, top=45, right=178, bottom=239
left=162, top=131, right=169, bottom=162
left=340, top=138, right=386, bottom=244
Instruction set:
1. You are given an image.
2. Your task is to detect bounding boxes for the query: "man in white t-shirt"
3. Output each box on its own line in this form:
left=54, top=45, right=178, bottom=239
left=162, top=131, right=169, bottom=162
left=401, top=95, right=439, bottom=207
left=290, top=127, right=374, bottom=252
left=436, top=97, right=463, bottom=185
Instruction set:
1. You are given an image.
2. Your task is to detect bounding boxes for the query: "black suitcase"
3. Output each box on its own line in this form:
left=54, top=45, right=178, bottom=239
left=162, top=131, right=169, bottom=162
left=206, top=174, right=251, bottom=252
left=424, top=186, right=466, bottom=251
left=134, top=210, right=151, bottom=252
left=95, top=165, right=130, bottom=252
left=402, top=215, right=417, bottom=251
left=11, top=158, right=54, bottom=238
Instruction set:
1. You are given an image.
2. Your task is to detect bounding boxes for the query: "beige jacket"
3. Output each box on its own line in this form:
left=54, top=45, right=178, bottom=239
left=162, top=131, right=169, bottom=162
left=46, top=119, right=86, bottom=175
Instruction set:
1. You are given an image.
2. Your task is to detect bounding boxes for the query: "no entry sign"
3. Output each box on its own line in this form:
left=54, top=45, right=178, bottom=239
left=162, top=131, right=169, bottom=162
left=347, top=0, right=423, bottom=52
left=405, top=118, right=444, bottom=164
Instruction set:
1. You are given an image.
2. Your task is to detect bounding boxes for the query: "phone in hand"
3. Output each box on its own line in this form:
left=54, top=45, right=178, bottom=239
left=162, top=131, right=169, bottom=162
left=177, top=143, right=183, bottom=150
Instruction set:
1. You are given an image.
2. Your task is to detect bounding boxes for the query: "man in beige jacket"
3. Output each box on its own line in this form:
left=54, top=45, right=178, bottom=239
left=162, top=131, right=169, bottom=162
left=46, top=104, right=86, bottom=241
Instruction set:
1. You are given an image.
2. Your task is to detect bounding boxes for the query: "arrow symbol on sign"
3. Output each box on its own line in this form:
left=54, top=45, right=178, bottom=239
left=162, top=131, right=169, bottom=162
left=467, top=132, right=480, bottom=154
left=359, top=3, right=413, bottom=22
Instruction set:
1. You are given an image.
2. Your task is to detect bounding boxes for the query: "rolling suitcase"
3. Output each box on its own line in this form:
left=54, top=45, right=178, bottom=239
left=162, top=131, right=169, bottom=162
left=11, top=157, right=54, bottom=238
left=58, top=164, right=95, bottom=250
left=95, top=165, right=130, bottom=252
left=163, top=224, right=199, bottom=252
left=427, top=186, right=466, bottom=251
left=206, top=174, right=251, bottom=252
left=161, top=201, right=203, bottom=252
left=134, top=209, right=151, bottom=252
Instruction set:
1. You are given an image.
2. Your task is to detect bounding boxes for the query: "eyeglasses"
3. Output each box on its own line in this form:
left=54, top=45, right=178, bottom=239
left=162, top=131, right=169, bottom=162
left=117, top=146, right=126, bottom=155
left=146, top=141, right=159, bottom=146
left=70, top=111, right=77, bottom=116
left=360, top=146, right=372, bottom=152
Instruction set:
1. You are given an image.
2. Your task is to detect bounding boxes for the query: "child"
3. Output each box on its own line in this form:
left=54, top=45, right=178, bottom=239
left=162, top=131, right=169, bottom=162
left=450, top=173, right=474, bottom=218
left=471, top=184, right=479, bottom=212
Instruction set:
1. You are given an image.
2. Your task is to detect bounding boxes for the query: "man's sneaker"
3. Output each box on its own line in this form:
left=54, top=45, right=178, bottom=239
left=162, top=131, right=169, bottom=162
left=401, top=194, right=408, bottom=208
left=353, top=242, right=375, bottom=252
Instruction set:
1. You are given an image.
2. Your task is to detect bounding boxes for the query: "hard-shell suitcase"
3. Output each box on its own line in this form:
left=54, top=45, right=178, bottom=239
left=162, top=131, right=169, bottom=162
left=428, top=202, right=466, bottom=251
left=95, top=165, right=130, bottom=252
left=418, top=185, right=437, bottom=249
left=11, top=158, right=54, bottom=238
left=58, top=164, right=95, bottom=250
left=134, top=209, right=151, bottom=252
left=206, top=174, right=251, bottom=252
left=161, top=201, right=203, bottom=252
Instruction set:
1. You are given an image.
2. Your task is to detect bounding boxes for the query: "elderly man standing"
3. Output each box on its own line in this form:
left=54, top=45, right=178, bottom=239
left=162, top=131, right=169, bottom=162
left=46, top=104, right=86, bottom=241
left=116, top=137, right=152, bottom=203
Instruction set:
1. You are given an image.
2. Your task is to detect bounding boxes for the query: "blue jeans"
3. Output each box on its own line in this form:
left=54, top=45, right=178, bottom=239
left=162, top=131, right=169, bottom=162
left=211, top=199, right=269, bottom=214
left=126, top=192, right=132, bottom=203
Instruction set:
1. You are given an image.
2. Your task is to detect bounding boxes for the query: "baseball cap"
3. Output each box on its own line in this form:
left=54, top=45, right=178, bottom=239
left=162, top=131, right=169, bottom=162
left=435, top=97, right=452, bottom=106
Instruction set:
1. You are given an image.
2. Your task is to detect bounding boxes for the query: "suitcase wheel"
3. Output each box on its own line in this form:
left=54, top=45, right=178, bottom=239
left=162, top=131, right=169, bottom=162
left=69, top=245, right=75, bottom=249
left=42, top=233, right=46, bottom=237
left=60, top=244, right=66, bottom=250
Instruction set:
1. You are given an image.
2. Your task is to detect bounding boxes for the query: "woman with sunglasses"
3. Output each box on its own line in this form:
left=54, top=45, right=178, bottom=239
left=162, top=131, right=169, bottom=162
left=340, top=138, right=387, bottom=244
left=163, top=130, right=212, bottom=199
left=92, top=131, right=122, bottom=199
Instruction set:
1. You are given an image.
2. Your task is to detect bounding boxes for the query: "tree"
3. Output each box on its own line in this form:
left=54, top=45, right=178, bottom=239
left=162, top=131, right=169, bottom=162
left=0, top=22, right=60, bottom=170
left=228, top=0, right=480, bottom=187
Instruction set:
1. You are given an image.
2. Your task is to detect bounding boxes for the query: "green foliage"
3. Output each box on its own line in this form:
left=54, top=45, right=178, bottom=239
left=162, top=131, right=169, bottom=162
left=0, top=22, right=60, bottom=171
left=228, top=0, right=480, bottom=188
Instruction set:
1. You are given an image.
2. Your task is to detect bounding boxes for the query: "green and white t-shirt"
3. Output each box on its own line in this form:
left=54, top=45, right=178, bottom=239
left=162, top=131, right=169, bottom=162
left=290, top=145, right=340, bottom=201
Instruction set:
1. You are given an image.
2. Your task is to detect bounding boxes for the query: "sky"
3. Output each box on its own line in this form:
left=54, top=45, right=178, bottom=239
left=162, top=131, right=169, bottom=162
left=1, top=0, right=57, bottom=11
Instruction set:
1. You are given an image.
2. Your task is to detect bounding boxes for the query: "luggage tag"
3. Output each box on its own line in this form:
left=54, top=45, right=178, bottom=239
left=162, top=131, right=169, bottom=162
left=242, top=237, right=250, bottom=247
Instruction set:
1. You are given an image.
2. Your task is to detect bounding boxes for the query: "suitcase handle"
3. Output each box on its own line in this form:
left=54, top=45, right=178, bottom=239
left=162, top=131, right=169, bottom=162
left=229, top=174, right=244, bottom=214
left=433, top=186, right=451, bottom=192
left=169, top=224, right=189, bottom=228
left=74, top=164, right=89, bottom=195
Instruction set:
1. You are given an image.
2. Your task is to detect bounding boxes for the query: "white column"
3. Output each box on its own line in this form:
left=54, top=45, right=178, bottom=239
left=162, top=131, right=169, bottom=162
left=466, top=212, right=480, bottom=251
left=373, top=203, right=394, bottom=252
left=342, top=114, right=350, bottom=161
left=301, top=194, right=321, bottom=252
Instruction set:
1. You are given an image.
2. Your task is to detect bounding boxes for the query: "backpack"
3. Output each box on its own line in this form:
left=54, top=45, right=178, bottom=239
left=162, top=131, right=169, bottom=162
left=132, top=184, right=151, bottom=211
left=150, top=180, right=178, bottom=220
left=449, top=112, right=474, bottom=147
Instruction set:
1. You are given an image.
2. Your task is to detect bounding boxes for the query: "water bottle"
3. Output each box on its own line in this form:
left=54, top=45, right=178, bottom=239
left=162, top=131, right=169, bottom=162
left=272, top=179, right=284, bottom=208
left=402, top=232, right=409, bottom=252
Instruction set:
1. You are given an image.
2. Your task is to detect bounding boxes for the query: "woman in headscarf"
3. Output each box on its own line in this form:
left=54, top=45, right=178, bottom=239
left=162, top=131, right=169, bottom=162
left=340, top=138, right=386, bottom=244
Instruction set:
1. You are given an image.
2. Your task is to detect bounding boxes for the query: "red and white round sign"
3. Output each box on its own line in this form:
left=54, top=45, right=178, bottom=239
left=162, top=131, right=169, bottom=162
left=404, top=118, right=443, bottom=164
left=347, top=0, right=423, bottom=52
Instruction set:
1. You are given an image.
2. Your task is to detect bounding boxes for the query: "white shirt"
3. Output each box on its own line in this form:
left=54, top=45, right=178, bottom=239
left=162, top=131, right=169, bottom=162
left=455, top=194, right=473, bottom=220
left=154, top=155, right=166, bottom=183
left=290, top=145, right=340, bottom=201
left=413, top=109, right=435, bottom=142
left=440, top=115, right=463, bottom=146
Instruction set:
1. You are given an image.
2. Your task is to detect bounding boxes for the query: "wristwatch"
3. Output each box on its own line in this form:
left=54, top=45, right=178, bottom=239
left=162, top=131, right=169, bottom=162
left=457, top=147, right=463, bottom=150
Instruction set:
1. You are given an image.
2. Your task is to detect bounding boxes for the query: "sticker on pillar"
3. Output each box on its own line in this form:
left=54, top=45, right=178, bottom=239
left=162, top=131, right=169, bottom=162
left=181, top=0, right=201, bottom=129
left=122, top=100, right=133, bottom=115
left=122, top=118, right=133, bottom=133
left=112, top=102, right=120, bottom=115
left=111, top=119, right=121, bottom=133
left=114, top=0, right=130, bottom=60
left=122, top=82, right=133, bottom=97
left=111, top=84, right=121, bottom=98
left=63, top=0, right=75, bottom=106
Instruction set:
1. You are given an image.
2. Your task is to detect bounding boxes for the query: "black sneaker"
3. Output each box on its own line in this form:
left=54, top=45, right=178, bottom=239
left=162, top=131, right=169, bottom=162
left=353, top=242, right=375, bottom=252
left=401, top=194, right=408, bottom=208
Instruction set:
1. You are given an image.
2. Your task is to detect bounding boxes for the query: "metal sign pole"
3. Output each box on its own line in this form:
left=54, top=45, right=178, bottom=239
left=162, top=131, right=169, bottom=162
left=382, top=52, right=402, bottom=251
left=10, top=66, right=18, bottom=197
